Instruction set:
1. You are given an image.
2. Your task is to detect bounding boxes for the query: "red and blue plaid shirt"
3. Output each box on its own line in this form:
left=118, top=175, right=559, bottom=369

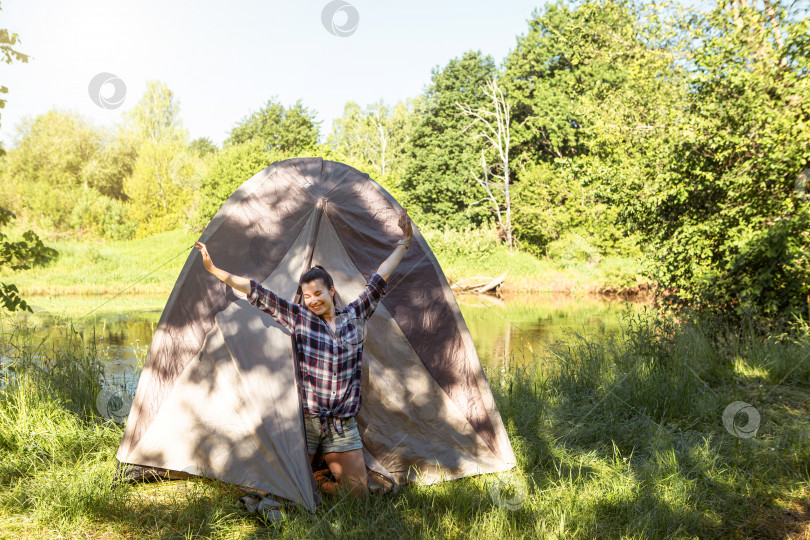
left=247, top=273, right=387, bottom=435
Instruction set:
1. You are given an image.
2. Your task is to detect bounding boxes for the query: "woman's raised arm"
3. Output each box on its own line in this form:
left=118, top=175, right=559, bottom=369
left=195, top=242, right=252, bottom=296
left=376, top=209, right=413, bottom=282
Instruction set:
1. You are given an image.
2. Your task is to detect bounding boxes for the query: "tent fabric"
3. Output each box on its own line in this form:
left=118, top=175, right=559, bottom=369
left=116, top=157, right=516, bottom=510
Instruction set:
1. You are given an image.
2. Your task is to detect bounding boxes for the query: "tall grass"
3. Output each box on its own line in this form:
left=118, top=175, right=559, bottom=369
left=0, top=311, right=806, bottom=538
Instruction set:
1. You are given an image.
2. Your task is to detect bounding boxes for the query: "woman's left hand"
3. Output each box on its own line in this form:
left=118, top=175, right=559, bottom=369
left=398, top=209, right=413, bottom=241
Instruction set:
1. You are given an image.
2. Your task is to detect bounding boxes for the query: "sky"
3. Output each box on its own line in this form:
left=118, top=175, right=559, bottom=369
left=0, top=0, right=550, bottom=148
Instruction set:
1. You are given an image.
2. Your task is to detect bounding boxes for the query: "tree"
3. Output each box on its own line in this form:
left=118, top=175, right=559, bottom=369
left=0, top=2, right=30, bottom=117
left=196, top=140, right=281, bottom=228
left=226, top=98, right=320, bottom=154
left=4, top=110, right=98, bottom=227
left=457, top=79, right=514, bottom=250
left=0, top=209, right=57, bottom=312
left=122, top=81, right=194, bottom=236
left=615, top=1, right=810, bottom=320
left=326, top=99, right=414, bottom=196
left=401, top=50, right=497, bottom=229
left=0, top=10, right=57, bottom=312
left=189, top=137, right=218, bottom=156
left=500, top=0, right=683, bottom=257
left=2, top=109, right=137, bottom=236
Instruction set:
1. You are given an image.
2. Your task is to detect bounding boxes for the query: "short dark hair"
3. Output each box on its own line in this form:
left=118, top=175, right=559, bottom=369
left=300, top=265, right=334, bottom=290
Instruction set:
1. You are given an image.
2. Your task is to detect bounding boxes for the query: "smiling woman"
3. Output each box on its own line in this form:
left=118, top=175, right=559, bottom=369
left=193, top=206, right=413, bottom=499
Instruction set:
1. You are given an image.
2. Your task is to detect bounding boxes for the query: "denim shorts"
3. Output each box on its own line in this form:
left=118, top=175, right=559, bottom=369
left=304, top=416, right=363, bottom=455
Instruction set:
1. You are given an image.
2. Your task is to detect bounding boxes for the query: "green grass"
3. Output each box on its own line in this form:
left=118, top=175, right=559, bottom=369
left=421, top=227, right=649, bottom=294
left=0, top=229, right=199, bottom=297
left=2, top=228, right=648, bottom=308
left=0, top=311, right=807, bottom=538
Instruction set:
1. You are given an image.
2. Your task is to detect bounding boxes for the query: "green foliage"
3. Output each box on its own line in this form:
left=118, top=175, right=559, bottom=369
left=327, top=99, right=414, bottom=180
left=122, top=81, right=195, bottom=237
left=1, top=110, right=136, bottom=231
left=498, top=0, right=677, bottom=260
left=401, top=50, right=496, bottom=229
left=196, top=140, right=283, bottom=228
left=226, top=97, right=320, bottom=154
left=547, top=230, right=601, bottom=268
left=422, top=225, right=502, bottom=263
left=0, top=207, right=57, bottom=311
left=511, top=162, right=577, bottom=255
left=3, top=110, right=98, bottom=227
left=614, top=2, right=810, bottom=320
left=501, top=0, right=672, bottom=164
left=700, top=211, right=810, bottom=321
left=68, top=189, right=136, bottom=240
left=80, top=133, right=137, bottom=200
left=189, top=136, right=217, bottom=156
left=0, top=283, right=26, bottom=312
left=0, top=5, right=30, bottom=115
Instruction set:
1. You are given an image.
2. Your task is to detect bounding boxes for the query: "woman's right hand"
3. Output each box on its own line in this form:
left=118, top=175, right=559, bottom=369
left=195, top=242, right=216, bottom=273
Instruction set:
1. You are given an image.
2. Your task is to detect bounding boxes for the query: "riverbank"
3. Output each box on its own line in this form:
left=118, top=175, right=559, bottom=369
left=1, top=228, right=652, bottom=299
left=0, top=311, right=807, bottom=538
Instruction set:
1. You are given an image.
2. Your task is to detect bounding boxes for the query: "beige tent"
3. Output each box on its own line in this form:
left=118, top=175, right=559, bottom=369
left=116, top=158, right=515, bottom=511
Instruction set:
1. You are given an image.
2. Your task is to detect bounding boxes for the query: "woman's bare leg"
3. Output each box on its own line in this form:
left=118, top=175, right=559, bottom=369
left=322, top=449, right=367, bottom=498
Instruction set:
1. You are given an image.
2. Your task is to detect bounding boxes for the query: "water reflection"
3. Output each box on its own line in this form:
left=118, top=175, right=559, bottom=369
left=458, top=292, right=650, bottom=368
left=6, top=293, right=650, bottom=379
left=5, top=311, right=161, bottom=382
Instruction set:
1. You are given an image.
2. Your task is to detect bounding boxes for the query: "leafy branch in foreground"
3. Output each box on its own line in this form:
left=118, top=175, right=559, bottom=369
left=0, top=207, right=57, bottom=312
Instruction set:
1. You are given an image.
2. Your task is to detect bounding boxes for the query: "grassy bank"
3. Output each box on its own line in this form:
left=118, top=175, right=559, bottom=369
left=0, top=311, right=807, bottom=538
left=0, top=229, right=199, bottom=297
left=2, top=227, right=649, bottom=305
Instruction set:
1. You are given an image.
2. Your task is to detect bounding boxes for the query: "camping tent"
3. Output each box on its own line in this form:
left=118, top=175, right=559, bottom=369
left=115, top=157, right=516, bottom=511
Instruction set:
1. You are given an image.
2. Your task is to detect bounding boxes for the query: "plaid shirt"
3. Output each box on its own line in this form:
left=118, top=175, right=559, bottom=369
left=247, top=273, right=387, bottom=435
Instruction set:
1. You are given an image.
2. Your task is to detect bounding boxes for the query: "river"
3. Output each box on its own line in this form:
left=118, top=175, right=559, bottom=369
left=8, top=292, right=650, bottom=393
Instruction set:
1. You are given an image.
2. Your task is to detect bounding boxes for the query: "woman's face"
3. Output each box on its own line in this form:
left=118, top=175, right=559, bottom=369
left=301, top=279, right=335, bottom=317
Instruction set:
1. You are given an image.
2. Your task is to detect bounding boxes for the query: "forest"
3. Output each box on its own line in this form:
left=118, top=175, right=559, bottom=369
left=1, top=0, right=806, bottom=323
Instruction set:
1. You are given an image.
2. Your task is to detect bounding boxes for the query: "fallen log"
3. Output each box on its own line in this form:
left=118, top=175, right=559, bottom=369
left=450, top=272, right=506, bottom=294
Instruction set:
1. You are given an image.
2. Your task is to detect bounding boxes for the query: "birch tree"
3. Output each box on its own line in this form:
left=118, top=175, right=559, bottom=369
left=457, top=78, right=514, bottom=251
left=328, top=100, right=413, bottom=179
